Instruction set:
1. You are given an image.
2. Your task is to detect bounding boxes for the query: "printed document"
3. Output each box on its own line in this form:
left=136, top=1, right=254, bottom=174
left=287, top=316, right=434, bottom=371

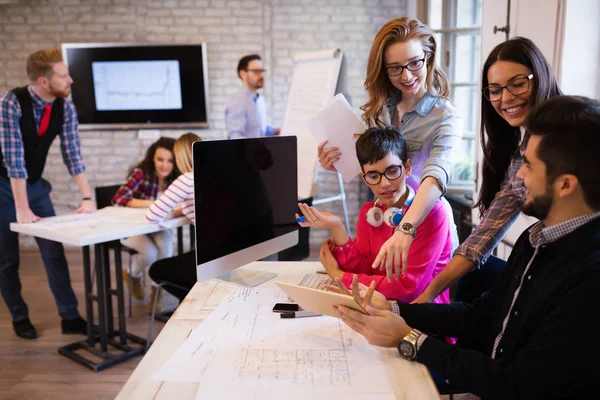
left=153, top=287, right=394, bottom=400
left=305, top=93, right=364, bottom=182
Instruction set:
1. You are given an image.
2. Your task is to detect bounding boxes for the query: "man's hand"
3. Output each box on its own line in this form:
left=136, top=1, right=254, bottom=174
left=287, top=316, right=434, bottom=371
left=296, top=203, right=342, bottom=230
left=273, top=128, right=281, bottom=135
left=74, top=199, right=96, bottom=214
left=16, top=207, right=41, bottom=224
left=372, top=230, right=414, bottom=282
left=335, top=304, right=411, bottom=347
left=319, top=239, right=343, bottom=280
left=325, top=275, right=391, bottom=311
left=317, top=140, right=341, bottom=172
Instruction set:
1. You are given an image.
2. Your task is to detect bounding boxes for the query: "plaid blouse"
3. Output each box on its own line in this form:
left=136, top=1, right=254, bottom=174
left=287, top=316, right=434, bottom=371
left=112, top=168, right=174, bottom=206
left=454, top=133, right=529, bottom=266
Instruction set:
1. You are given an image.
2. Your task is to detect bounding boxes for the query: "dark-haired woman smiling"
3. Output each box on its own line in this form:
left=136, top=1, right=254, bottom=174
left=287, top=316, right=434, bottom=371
left=414, top=37, right=563, bottom=303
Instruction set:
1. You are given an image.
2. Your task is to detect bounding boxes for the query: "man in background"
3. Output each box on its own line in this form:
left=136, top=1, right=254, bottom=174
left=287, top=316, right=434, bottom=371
left=0, top=49, right=95, bottom=339
left=225, top=54, right=280, bottom=139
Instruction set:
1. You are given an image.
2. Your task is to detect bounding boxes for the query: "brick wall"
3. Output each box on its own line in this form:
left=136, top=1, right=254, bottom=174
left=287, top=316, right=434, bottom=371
left=0, top=0, right=407, bottom=250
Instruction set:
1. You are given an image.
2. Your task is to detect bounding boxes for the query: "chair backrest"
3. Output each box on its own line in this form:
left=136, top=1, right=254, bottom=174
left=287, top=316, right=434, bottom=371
left=95, top=184, right=123, bottom=209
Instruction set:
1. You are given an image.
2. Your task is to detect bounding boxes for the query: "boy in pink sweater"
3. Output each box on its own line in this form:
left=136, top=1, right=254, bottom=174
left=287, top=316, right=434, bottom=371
left=297, top=127, right=452, bottom=304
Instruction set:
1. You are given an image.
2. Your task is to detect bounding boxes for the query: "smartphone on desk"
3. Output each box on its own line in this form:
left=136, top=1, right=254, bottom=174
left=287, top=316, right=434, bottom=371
left=272, top=303, right=301, bottom=313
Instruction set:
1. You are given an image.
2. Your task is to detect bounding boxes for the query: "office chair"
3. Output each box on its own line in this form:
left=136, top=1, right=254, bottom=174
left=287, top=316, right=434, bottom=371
left=95, top=184, right=140, bottom=318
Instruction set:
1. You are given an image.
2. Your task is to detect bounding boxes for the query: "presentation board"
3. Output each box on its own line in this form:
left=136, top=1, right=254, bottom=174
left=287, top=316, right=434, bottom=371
left=280, top=49, right=343, bottom=200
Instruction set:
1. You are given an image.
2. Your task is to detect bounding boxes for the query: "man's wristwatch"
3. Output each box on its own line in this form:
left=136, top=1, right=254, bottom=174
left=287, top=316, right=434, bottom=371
left=395, top=222, right=417, bottom=238
left=398, top=329, right=422, bottom=360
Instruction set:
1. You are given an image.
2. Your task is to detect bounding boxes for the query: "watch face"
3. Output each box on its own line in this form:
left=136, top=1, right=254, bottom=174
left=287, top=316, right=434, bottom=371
left=400, top=341, right=416, bottom=359
left=401, top=222, right=414, bottom=230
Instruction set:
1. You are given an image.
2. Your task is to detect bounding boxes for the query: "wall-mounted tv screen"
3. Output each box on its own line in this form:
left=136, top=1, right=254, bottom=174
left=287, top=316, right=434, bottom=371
left=62, top=43, right=209, bottom=130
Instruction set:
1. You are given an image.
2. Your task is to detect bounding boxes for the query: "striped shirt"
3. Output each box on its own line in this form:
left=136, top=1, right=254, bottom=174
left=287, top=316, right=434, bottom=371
left=146, top=172, right=194, bottom=224
left=0, top=86, right=85, bottom=179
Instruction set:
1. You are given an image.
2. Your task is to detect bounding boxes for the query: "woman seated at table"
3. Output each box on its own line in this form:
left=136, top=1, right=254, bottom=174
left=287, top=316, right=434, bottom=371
left=145, top=133, right=200, bottom=305
left=112, top=137, right=179, bottom=301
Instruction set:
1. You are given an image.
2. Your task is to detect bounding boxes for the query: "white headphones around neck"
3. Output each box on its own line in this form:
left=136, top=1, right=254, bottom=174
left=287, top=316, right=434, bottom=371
left=366, top=185, right=416, bottom=228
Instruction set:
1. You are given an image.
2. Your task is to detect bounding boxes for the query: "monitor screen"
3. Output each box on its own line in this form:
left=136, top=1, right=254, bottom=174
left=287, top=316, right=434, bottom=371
left=193, top=137, right=299, bottom=284
left=62, top=43, right=209, bottom=130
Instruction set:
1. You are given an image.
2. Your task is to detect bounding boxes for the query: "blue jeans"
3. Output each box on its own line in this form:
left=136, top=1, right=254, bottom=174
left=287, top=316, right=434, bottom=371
left=0, top=177, right=79, bottom=321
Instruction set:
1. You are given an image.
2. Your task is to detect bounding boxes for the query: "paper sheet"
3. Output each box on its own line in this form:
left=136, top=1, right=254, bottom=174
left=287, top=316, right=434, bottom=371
left=153, top=288, right=394, bottom=400
left=305, top=93, right=364, bottom=182
left=31, top=207, right=149, bottom=230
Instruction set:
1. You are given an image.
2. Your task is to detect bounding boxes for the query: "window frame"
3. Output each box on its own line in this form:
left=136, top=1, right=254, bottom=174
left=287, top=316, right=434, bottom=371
left=421, top=0, right=482, bottom=193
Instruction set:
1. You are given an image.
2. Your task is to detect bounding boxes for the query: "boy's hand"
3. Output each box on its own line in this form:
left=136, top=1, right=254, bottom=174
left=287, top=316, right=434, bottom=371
left=319, top=239, right=344, bottom=279
left=296, top=203, right=342, bottom=230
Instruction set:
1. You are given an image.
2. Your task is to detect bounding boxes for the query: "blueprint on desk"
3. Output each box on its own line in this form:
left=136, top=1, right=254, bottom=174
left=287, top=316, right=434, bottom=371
left=153, top=287, right=394, bottom=400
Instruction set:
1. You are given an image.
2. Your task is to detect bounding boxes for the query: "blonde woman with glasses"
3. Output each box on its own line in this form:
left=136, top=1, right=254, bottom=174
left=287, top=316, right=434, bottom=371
left=319, top=17, right=463, bottom=283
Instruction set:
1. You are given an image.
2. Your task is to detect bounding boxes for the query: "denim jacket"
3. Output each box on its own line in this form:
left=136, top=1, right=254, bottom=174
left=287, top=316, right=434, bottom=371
left=386, top=91, right=463, bottom=195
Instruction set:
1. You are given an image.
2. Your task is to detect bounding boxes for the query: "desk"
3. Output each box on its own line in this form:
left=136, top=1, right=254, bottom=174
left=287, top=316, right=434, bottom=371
left=117, top=261, right=440, bottom=400
left=10, top=206, right=189, bottom=372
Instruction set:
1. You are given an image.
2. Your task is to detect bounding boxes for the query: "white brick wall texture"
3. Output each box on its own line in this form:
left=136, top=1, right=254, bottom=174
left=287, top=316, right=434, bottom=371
left=0, top=0, right=407, bottom=251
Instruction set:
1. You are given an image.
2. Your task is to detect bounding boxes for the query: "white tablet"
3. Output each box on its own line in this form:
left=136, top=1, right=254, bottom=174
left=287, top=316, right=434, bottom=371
left=276, top=281, right=366, bottom=318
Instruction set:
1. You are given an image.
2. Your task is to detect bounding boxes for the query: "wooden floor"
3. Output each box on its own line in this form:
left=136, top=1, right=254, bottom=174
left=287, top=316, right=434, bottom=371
left=0, top=249, right=167, bottom=400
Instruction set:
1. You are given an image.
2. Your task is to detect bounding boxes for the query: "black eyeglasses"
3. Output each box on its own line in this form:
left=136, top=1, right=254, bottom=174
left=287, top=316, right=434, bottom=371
left=362, top=164, right=404, bottom=185
left=245, top=68, right=266, bottom=74
left=482, top=74, right=534, bottom=102
left=384, top=56, right=426, bottom=77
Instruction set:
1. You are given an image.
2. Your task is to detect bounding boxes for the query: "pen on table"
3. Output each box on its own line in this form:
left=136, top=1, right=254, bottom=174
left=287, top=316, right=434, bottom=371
left=280, top=311, right=321, bottom=319
left=296, top=217, right=305, bottom=223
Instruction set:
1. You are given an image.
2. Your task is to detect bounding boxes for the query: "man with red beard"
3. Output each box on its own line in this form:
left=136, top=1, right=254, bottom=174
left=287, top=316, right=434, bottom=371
left=0, top=49, right=95, bottom=339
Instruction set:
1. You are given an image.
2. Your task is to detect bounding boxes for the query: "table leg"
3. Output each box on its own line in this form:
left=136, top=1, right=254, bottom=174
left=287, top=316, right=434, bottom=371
left=58, top=242, right=147, bottom=371
left=102, top=244, right=114, bottom=337
left=81, top=246, right=95, bottom=347
left=177, top=226, right=183, bottom=255
left=94, top=244, right=108, bottom=352
left=112, top=240, right=128, bottom=345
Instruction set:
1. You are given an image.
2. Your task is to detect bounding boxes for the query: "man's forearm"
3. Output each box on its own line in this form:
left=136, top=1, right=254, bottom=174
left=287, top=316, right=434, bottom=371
left=72, top=172, right=93, bottom=198
left=9, top=178, right=30, bottom=209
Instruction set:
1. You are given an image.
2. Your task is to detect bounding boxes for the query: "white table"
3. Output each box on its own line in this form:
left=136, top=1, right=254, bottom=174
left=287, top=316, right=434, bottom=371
left=10, top=206, right=189, bottom=372
left=117, top=261, right=440, bottom=400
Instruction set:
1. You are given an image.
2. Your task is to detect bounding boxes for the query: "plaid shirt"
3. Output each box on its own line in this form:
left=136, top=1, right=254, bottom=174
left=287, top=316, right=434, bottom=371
left=0, top=86, right=85, bottom=179
left=454, top=133, right=528, bottom=266
left=112, top=168, right=173, bottom=206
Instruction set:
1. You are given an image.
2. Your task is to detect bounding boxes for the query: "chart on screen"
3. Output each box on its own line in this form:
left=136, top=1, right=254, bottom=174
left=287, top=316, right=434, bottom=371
left=92, top=60, right=183, bottom=111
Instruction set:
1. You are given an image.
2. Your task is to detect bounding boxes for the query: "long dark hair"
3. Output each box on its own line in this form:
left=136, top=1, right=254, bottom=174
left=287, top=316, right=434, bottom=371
left=475, top=37, right=562, bottom=216
left=135, top=137, right=180, bottom=180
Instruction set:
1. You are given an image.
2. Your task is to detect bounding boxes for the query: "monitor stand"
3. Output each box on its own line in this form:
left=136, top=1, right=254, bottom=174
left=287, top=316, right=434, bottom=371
left=215, top=269, right=277, bottom=288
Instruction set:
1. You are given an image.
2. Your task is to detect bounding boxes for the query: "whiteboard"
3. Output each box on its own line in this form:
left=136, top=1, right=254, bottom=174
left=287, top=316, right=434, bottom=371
left=280, top=49, right=343, bottom=199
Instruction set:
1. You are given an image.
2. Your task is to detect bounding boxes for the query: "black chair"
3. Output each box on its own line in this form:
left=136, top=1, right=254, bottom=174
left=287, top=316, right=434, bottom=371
left=95, top=184, right=140, bottom=318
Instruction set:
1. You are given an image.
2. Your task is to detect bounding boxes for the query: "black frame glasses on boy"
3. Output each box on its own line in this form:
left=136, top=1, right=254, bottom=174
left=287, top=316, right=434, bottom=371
left=384, top=55, right=426, bottom=77
left=482, top=73, right=534, bottom=102
left=362, top=164, right=404, bottom=185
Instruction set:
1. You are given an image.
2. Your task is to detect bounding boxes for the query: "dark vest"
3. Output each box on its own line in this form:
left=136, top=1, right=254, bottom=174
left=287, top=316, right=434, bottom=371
left=0, top=86, right=64, bottom=183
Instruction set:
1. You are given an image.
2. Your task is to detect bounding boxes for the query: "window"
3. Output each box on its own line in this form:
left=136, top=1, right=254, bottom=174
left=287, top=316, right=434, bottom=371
left=426, top=0, right=483, bottom=191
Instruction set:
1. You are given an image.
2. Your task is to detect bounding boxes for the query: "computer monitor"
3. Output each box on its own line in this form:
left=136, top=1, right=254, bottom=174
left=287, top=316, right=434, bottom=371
left=193, top=136, right=299, bottom=287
